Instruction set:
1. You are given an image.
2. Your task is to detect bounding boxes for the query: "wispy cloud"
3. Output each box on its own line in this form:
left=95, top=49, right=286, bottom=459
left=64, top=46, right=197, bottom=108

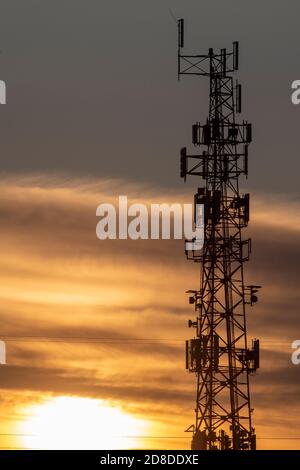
left=0, top=173, right=299, bottom=449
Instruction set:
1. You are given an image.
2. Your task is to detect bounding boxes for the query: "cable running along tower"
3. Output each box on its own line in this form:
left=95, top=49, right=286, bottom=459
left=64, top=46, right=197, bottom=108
left=178, top=20, right=261, bottom=450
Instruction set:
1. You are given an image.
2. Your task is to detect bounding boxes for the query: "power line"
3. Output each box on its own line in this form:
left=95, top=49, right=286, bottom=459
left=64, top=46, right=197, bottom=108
left=1, top=433, right=300, bottom=440
left=0, top=335, right=288, bottom=345
left=0, top=335, right=184, bottom=345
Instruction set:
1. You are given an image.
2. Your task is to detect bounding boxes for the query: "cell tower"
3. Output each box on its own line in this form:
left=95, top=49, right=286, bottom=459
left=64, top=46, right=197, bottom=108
left=178, top=19, right=261, bottom=450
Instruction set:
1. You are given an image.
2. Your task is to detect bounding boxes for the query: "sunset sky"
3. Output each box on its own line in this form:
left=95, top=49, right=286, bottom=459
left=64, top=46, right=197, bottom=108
left=0, top=0, right=300, bottom=450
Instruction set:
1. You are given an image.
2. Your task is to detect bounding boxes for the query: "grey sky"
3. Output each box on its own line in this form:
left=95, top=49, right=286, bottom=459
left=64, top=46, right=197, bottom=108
left=0, top=0, right=299, bottom=196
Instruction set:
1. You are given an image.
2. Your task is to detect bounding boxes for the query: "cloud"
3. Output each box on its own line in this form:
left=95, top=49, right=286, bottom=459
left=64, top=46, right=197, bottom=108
left=0, top=173, right=300, bottom=448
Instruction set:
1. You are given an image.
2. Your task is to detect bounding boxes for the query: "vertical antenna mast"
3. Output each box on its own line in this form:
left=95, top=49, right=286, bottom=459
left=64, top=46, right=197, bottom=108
left=178, top=19, right=261, bottom=450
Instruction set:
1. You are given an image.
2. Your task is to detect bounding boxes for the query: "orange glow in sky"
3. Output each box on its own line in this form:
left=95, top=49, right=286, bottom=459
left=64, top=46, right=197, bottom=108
left=0, top=177, right=300, bottom=450
left=18, top=396, right=149, bottom=450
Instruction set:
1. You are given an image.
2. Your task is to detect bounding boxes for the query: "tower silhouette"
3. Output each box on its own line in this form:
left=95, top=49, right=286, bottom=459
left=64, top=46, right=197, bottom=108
left=178, top=19, right=261, bottom=450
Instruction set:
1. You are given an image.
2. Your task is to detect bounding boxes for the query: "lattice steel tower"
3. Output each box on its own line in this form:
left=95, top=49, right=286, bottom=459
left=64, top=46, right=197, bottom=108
left=178, top=20, right=261, bottom=450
